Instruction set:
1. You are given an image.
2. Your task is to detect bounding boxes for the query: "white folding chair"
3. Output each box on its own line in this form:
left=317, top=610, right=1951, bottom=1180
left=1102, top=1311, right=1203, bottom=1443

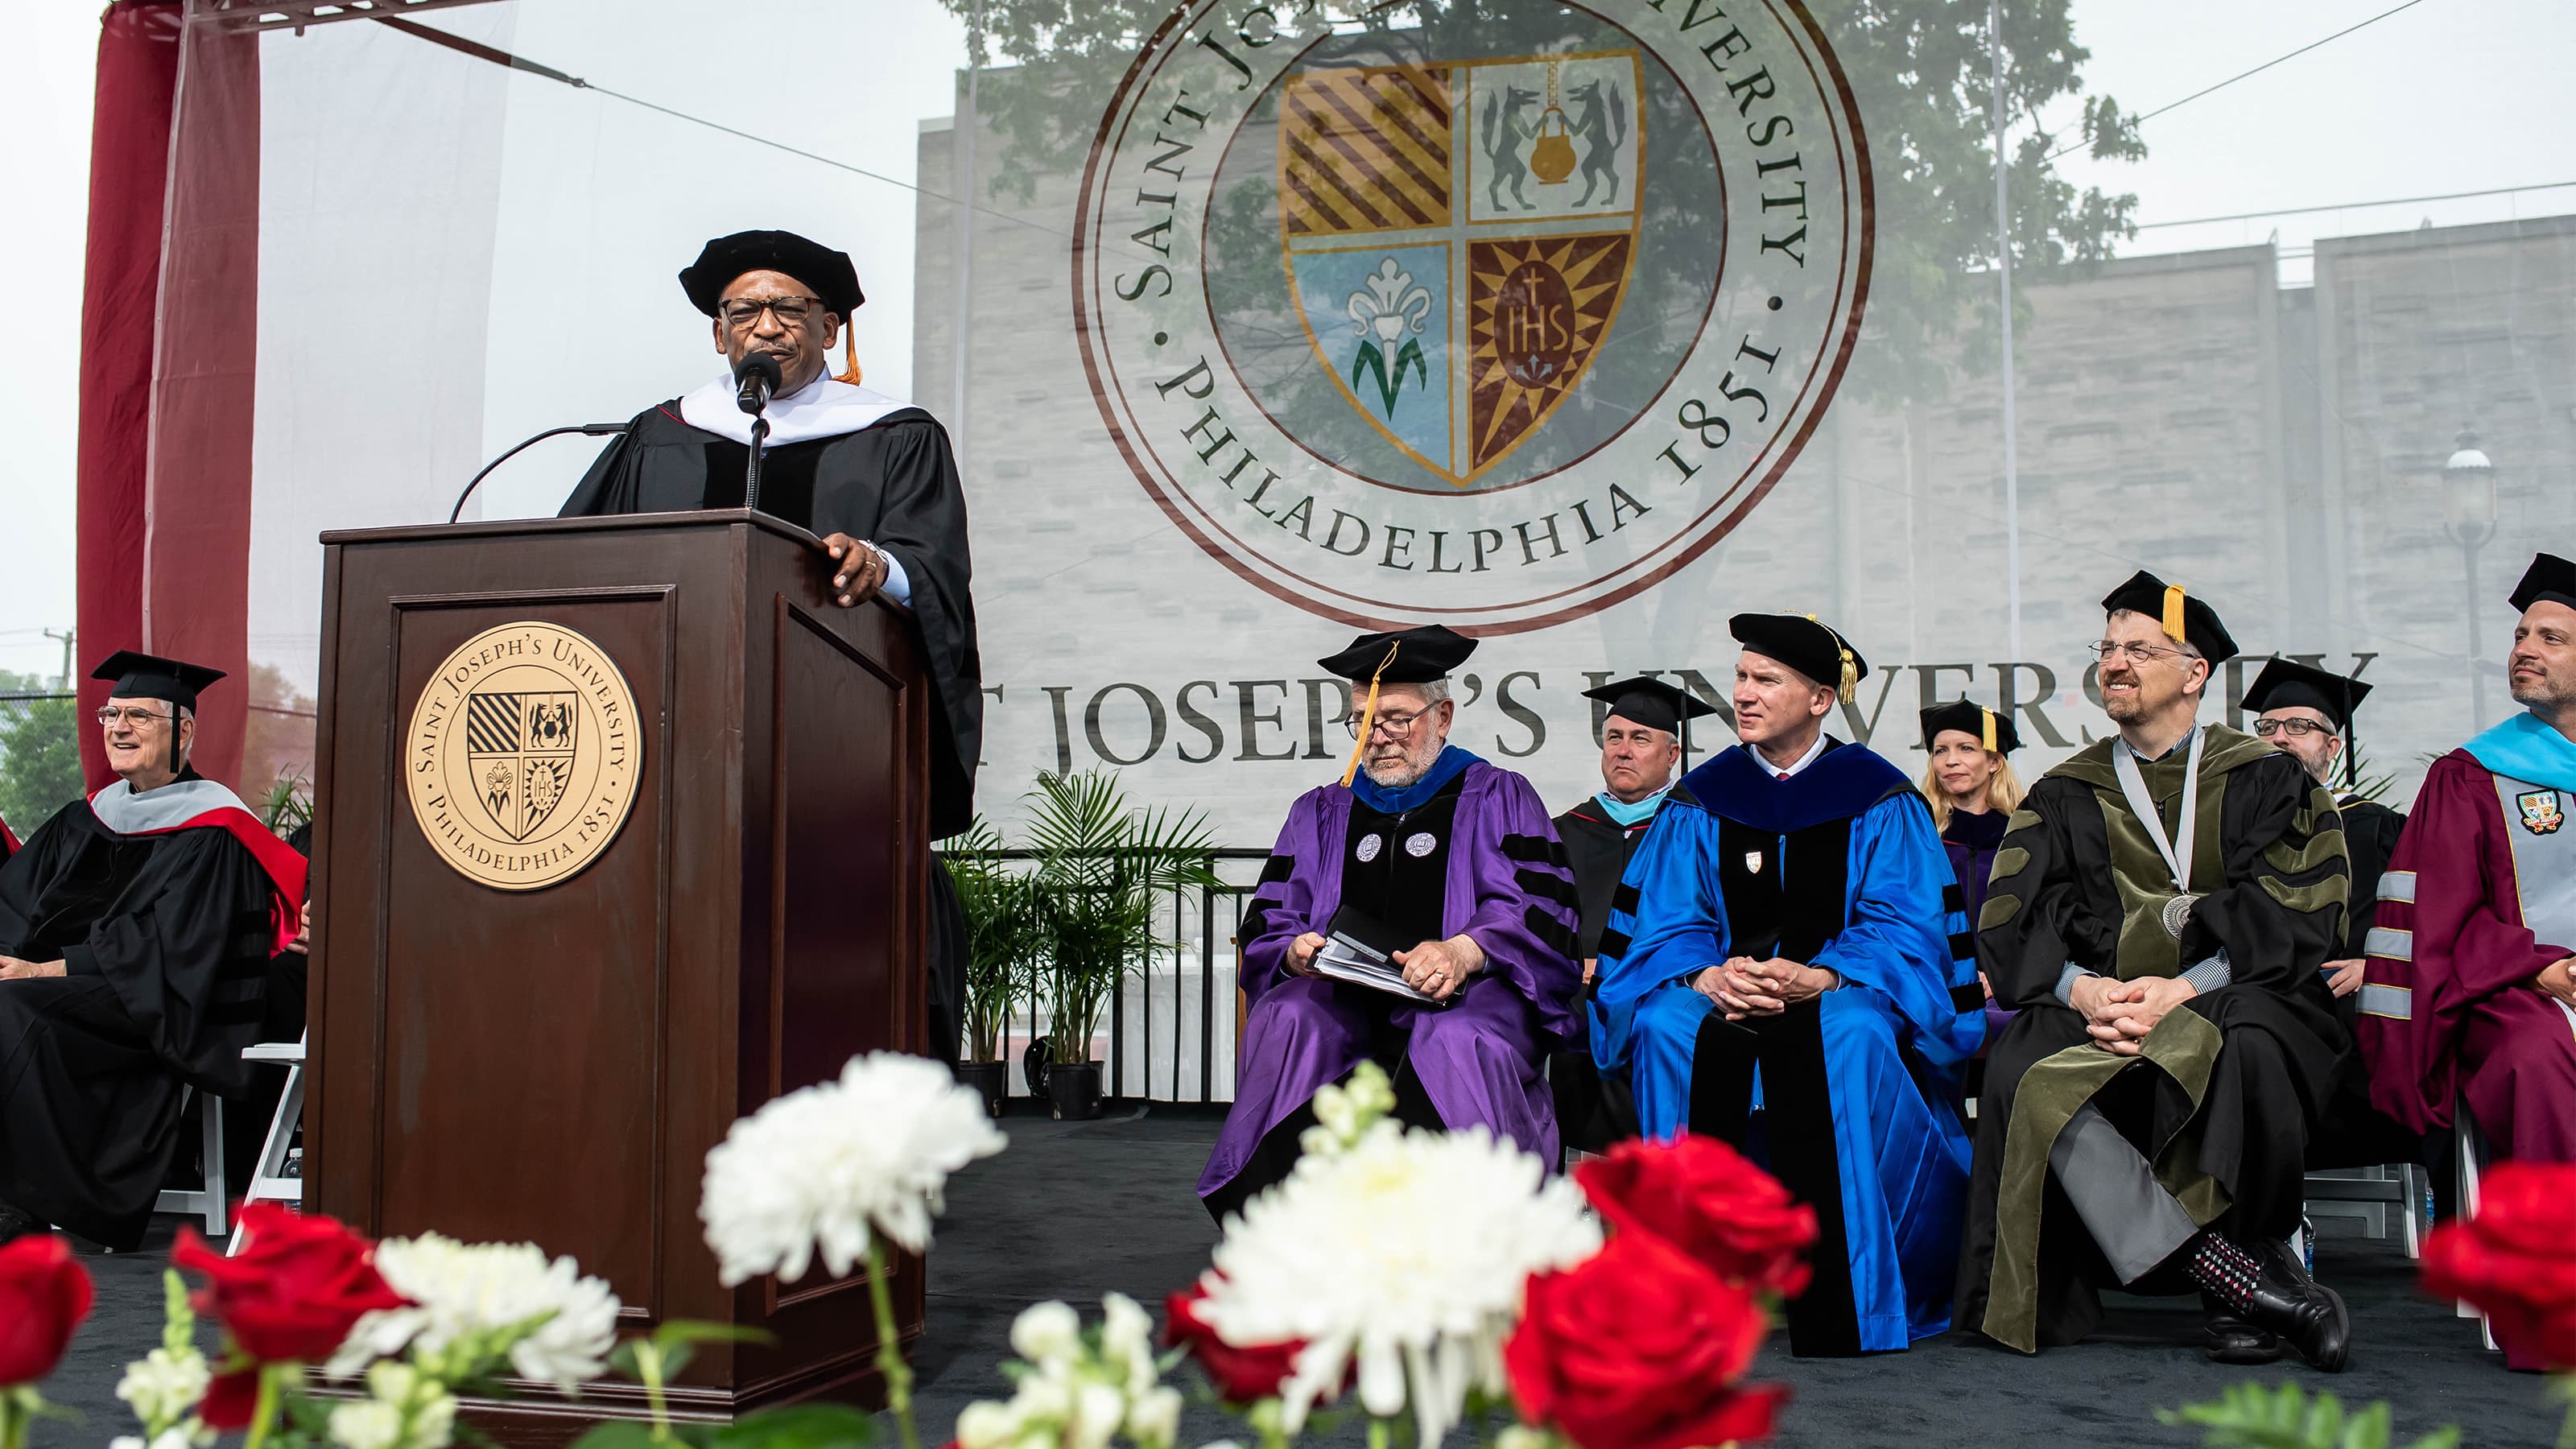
left=155, top=1087, right=228, bottom=1237
left=2455, top=1093, right=2499, bottom=1352
left=228, top=1034, right=308, bottom=1256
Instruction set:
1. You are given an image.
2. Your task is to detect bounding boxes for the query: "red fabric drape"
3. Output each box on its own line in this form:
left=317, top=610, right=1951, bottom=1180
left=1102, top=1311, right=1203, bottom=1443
left=76, top=2, right=262, bottom=789
left=76, top=1, right=180, bottom=787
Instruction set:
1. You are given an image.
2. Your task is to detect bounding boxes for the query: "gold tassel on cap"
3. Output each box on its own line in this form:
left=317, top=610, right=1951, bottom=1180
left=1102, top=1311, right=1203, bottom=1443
left=1806, top=615, right=1858, bottom=705
left=2161, top=584, right=2187, bottom=645
left=1980, top=708, right=1998, bottom=753
left=834, top=329, right=864, bottom=386
left=1337, top=642, right=1402, bottom=788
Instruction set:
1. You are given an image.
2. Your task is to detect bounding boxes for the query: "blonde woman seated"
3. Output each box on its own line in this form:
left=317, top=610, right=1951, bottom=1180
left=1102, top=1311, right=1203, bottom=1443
left=1918, top=700, right=2027, bottom=1042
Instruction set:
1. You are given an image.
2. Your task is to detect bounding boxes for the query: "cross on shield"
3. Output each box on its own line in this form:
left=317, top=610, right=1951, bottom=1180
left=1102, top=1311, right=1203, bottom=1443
left=1278, top=49, right=1645, bottom=488
left=464, top=690, right=580, bottom=841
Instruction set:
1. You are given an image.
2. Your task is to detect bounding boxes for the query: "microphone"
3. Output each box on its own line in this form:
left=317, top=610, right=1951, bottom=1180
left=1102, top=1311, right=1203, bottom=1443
left=447, top=423, right=630, bottom=524
left=734, top=353, right=782, bottom=415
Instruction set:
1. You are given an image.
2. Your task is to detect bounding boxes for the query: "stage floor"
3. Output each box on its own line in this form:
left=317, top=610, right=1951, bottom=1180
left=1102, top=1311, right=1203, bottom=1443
left=39, top=1110, right=2551, bottom=1447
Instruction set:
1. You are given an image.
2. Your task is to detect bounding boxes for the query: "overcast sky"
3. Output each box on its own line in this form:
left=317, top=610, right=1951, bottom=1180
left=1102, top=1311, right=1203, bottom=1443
left=2, top=0, right=2569, bottom=681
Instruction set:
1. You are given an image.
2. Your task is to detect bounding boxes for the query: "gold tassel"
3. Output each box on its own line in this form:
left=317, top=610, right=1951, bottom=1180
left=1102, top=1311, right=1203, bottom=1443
left=1980, top=708, right=1997, bottom=753
left=1806, top=616, right=1858, bottom=705
left=834, top=329, right=863, bottom=386
left=2161, top=584, right=2187, bottom=644
left=1337, top=642, right=1402, bottom=787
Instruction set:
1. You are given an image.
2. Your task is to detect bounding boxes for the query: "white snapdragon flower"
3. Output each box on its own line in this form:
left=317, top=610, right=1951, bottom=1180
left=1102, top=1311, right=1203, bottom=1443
left=328, top=1361, right=458, bottom=1449
left=1010, top=1300, right=1084, bottom=1365
left=700, top=1051, right=1007, bottom=1286
left=115, top=1346, right=211, bottom=1432
left=1195, top=1121, right=1601, bottom=1447
left=326, top=1235, right=621, bottom=1392
left=952, top=1295, right=1183, bottom=1449
left=108, top=1432, right=195, bottom=1449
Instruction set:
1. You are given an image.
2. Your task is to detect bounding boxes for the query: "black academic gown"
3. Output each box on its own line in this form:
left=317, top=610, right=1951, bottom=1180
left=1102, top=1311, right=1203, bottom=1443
left=560, top=399, right=984, bottom=841
left=1957, top=733, right=2353, bottom=1352
left=561, top=399, right=981, bottom=1060
left=0, top=791, right=287, bottom=1247
left=1547, top=798, right=1653, bottom=1153
left=2311, top=795, right=2423, bottom=1170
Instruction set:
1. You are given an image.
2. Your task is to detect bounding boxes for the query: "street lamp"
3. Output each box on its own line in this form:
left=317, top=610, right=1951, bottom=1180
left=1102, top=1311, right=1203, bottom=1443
left=2442, top=423, right=2499, bottom=731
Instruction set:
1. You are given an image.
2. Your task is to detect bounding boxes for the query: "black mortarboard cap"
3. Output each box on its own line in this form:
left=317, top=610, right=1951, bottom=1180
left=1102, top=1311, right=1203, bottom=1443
left=1316, top=625, right=1476, bottom=684
left=1729, top=613, right=1866, bottom=703
left=1921, top=698, right=2021, bottom=754
left=2508, top=553, right=2576, bottom=615
left=90, top=650, right=226, bottom=712
left=2099, top=569, right=2238, bottom=664
left=2241, top=658, right=2372, bottom=729
left=1582, top=675, right=1719, bottom=735
left=679, top=230, right=865, bottom=319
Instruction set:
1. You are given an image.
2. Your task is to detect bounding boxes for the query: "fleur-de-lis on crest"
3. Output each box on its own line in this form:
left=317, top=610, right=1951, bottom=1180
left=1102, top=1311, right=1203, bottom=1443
left=1345, top=258, right=1432, bottom=418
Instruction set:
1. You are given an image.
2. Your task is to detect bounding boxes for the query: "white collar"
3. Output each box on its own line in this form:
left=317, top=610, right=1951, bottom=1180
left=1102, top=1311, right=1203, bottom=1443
left=90, top=777, right=252, bottom=835
left=1753, top=729, right=1831, bottom=779
left=676, top=371, right=914, bottom=448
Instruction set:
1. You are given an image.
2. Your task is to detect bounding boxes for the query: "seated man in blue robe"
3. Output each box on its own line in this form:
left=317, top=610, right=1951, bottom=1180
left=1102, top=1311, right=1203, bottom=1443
left=1590, top=613, right=1984, bottom=1356
left=1199, top=625, right=1583, bottom=1221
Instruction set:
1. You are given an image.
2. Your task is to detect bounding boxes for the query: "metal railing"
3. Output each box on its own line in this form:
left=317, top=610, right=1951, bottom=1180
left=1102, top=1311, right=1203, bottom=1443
left=962, top=847, right=1271, bottom=1105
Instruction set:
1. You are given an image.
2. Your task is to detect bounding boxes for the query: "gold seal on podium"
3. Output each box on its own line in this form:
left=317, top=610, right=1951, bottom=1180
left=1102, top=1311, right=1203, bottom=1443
left=402, top=620, right=642, bottom=890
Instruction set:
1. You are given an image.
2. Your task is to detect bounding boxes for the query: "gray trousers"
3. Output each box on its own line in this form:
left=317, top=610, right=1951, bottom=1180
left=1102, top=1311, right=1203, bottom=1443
left=2049, top=1102, right=2202, bottom=1283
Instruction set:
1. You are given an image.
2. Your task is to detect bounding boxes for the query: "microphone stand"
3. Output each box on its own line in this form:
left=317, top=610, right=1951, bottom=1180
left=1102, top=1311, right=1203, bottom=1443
left=745, top=414, right=770, bottom=514
left=448, top=423, right=630, bottom=523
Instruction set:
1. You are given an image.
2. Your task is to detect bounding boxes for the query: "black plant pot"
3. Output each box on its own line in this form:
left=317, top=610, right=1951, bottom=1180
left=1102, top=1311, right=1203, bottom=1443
left=952, top=1059, right=1006, bottom=1118
left=1046, top=1061, right=1105, bottom=1121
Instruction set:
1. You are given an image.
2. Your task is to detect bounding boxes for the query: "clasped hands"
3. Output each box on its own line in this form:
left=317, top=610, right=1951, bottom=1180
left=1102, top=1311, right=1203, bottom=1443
left=1285, top=931, right=1484, bottom=1002
left=2069, top=972, right=2198, bottom=1057
left=1695, top=956, right=1839, bottom=1021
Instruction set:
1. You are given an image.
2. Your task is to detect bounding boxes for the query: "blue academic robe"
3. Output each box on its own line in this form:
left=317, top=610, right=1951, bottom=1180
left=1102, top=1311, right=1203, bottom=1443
left=1589, top=738, right=1984, bottom=1355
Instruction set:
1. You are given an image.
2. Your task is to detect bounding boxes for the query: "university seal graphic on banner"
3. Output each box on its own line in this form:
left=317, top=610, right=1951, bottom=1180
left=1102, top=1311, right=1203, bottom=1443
left=404, top=621, right=642, bottom=890
left=1075, top=1, right=1870, bottom=632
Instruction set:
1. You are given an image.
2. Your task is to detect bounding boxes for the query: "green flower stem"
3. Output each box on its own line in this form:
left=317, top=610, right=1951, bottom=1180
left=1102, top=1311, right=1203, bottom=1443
left=241, top=1364, right=287, bottom=1449
left=0, top=1385, right=27, bottom=1449
left=865, top=1240, right=920, bottom=1449
left=634, top=1341, right=674, bottom=1443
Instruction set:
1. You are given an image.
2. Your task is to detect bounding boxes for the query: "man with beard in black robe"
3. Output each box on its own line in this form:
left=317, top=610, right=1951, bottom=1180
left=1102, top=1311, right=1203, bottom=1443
left=1548, top=676, right=1715, bottom=1154
left=1958, top=573, right=2356, bottom=1371
left=0, top=652, right=305, bottom=1246
left=559, top=229, right=980, bottom=1059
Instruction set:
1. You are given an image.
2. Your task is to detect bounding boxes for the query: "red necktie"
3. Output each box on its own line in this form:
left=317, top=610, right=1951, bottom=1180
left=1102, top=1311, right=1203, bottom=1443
left=1777, top=771, right=1791, bottom=782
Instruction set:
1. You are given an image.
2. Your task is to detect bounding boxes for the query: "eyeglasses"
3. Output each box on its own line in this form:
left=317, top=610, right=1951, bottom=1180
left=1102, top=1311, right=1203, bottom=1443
left=717, top=295, right=824, bottom=328
left=2253, top=717, right=2334, bottom=739
left=1344, top=708, right=1430, bottom=740
left=2087, top=639, right=2193, bottom=665
left=96, top=707, right=173, bottom=729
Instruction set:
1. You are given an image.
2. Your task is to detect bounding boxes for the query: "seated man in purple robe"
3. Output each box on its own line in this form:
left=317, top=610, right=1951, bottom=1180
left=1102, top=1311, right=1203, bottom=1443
left=1199, top=625, right=1583, bottom=1220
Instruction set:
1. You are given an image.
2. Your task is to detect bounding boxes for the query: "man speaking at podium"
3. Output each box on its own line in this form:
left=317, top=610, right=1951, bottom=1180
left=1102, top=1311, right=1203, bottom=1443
left=560, top=229, right=982, bottom=1055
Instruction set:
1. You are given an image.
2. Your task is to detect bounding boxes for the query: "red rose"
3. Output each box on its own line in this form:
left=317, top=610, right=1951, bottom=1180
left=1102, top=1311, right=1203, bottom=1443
left=172, top=1203, right=407, bottom=1364
left=1164, top=1280, right=1306, bottom=1405
left=200, top=1366, right=264, bottom=1430
left=0, top=1235, right=94, bottom=1386
left=1507, top=1230, right=1787, bottom=1449
left=2421, top=1160, right=2576, bottom=1369
left=1576, top=1134, right=1817, bottom=1298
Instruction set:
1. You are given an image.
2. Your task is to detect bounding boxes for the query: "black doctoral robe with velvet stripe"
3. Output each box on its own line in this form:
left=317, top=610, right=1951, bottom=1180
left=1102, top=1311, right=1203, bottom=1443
left=1956, top=726, right=2352, bottom=1352
left=0, top=796, right=287, bottom=1248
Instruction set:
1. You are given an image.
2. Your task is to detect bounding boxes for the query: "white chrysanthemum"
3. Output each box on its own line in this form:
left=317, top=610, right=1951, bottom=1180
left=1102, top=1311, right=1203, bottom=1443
left=116, top=1346, right=211, bottom=1430
left=700, top=1051, right=1007, bottom=1286
left=326, top=1234, right=620, bottom=1392
left=1197, top=1121, right=1601, bottom=1447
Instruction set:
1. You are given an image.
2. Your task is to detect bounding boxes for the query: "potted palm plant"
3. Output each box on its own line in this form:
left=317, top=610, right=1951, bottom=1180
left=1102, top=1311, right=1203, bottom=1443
left=1025, top=770, right=1221, bottom=1121
left=943, top=819, right=1041, bottom=1117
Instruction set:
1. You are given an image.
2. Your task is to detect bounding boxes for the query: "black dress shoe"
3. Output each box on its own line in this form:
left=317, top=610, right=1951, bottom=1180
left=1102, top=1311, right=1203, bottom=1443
left=2237, top=1237, right=2351, bottom=1373
left=0, top=1200, right=41, bottom=1246
left=2201, top=1292, right=2284, bottom=1364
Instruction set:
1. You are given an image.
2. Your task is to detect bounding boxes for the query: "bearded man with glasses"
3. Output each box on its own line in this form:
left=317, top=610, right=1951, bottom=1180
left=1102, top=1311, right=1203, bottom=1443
left=1960, top=572, right=2358, bottom=1372
left=1199, top=625, right=1582, bottom=1222
left=561, top=229, right=980, bottom=1061
left=0, top=652, right=307, bottom=1246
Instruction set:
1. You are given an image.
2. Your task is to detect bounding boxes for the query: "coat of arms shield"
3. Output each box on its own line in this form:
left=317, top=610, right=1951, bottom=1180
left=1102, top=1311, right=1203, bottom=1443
left=465, top=690, right=580, bottom=841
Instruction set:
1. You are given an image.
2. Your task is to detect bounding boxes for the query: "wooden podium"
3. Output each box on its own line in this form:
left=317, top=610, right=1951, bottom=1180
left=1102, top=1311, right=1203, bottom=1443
left=305, top=510, right=930, bottom=1440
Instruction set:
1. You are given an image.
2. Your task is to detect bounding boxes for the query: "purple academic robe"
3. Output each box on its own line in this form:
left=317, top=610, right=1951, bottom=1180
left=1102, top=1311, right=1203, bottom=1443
left=1199, top=761, right=1583, bottom=1199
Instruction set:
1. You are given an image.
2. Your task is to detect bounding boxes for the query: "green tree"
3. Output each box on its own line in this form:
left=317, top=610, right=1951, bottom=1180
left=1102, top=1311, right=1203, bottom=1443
left=0, top=668, right=85, bottom=833
left=935, top=0, right=2145, bottom=407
